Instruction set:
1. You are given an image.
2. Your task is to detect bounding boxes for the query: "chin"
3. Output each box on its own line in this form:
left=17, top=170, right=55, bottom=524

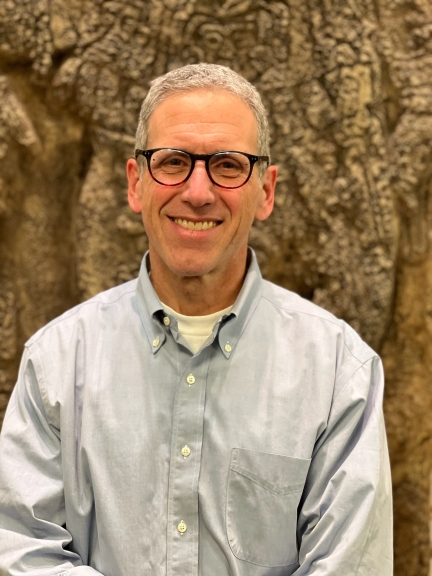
left=166, top=256, right=217, bottom=278
left=170, top=264, right=214, bottom=278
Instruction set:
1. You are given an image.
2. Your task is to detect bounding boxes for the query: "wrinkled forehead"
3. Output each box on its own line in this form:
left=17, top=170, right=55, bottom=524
left=152, top=85, right=253, bottom=109
left=147, top=88, right=259, bottom=151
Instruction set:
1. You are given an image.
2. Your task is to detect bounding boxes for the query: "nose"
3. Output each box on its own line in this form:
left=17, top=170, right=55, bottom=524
left=180, top=160, right=215, bottom=206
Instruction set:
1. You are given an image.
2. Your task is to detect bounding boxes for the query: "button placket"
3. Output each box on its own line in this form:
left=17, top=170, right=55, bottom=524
left=166, top=352, right=211, bottom=576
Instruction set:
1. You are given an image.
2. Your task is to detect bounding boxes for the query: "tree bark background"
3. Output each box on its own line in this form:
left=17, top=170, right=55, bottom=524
left=0, top=0, right=431, bottom=573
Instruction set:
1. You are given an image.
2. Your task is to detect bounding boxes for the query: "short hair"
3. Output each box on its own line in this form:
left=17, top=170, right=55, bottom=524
left=135, top=63, right=270, bottom=176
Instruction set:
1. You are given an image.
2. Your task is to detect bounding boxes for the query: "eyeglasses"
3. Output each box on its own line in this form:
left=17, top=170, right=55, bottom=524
left=135, top=148, right=270, bottom=189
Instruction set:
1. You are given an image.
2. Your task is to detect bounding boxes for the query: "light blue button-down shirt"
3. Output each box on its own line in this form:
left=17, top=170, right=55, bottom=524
left=0, top=250, right=393, bottom=576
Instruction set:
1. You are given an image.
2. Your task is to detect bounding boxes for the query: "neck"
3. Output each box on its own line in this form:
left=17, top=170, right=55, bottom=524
left=148, top=250, right=248, bottom=316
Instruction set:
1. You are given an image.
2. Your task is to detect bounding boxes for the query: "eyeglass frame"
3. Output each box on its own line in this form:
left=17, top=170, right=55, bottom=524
left=134, top=148, right=270, bottom=189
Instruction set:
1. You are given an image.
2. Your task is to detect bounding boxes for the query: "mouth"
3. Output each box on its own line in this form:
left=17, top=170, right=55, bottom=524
left=169, top=217, right=222, bottom=231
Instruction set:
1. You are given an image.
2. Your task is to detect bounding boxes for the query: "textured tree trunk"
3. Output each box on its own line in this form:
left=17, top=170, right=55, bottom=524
left=0, top=0, right=431, bottom=573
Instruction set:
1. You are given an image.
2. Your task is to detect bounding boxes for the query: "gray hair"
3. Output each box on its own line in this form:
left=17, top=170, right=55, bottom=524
left=135, top=63, right=270, bottom=177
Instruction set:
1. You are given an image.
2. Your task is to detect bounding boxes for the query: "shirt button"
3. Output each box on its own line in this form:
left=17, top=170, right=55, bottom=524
left=224, top=342, right=232, bottom=353
left=186, top=374, right=195, bottom=385
left=152, top=337, right=159, bottom=347
left=181, top=445, right=191, bottom=459
left=163, top=316, right=170, bottom=326
left=178, top=520, right=187, bottom=534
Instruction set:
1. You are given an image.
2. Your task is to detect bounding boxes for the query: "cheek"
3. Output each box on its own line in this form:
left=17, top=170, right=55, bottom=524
left=139, top=193, right=158, bottom=235
left=140, top=182, right=160, bottom=215
left=230, top=191, right=261, bottom=223
left=140, top=186, right=176, bottom=234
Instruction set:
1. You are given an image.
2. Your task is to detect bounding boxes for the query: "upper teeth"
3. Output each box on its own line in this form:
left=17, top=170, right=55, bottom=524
left=173, top=218, right=219, bottom=231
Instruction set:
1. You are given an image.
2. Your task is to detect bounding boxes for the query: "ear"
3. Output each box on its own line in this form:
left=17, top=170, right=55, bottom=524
left=126, top=158, right=143, bottom=213
left=255, top=164, right=277, bottom=221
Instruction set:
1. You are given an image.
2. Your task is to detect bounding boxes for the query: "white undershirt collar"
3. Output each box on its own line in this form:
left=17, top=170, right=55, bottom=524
left=162, top=302, right=233, bottom=354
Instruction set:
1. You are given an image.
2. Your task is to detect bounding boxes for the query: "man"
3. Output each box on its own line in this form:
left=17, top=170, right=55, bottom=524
left=0, top=64, right=392, bottom=575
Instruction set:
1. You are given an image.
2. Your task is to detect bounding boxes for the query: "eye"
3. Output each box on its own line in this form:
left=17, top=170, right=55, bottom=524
left=151, top=150, right=191, bottom=173
left=162, top=156, right=187, bottom=167
left=218, top=160, right=238, bottom=170
left=211, top=154, right=246, bottom=177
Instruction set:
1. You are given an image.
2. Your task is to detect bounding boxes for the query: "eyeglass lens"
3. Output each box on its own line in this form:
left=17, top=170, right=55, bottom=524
left=149, top=149, right=251, bottom=187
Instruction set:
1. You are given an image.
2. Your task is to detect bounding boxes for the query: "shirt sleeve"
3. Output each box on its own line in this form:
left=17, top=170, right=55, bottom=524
left=0, top=346, right=103, bottom=576
left=295, top=355, right=393, bottom=575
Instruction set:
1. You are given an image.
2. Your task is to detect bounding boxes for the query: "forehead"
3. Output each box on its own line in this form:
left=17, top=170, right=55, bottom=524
left=146, top=89, right=258, bottom=153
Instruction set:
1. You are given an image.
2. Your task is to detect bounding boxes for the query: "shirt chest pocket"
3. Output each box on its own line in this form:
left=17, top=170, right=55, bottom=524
left=226, top=448, right=311, bottom=567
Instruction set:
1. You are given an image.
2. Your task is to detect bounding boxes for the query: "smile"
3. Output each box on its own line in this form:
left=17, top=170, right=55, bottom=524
left=171, top=218, right=221, bottom=231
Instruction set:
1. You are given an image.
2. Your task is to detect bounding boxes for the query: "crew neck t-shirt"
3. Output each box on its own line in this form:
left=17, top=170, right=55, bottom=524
left=162, top=303, right=232, bottom=354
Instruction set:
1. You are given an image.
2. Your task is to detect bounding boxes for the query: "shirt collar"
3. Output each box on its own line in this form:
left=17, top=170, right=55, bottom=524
left=136, top=254, right=166, bottom=354
left=217, top=248, right=263, bottom=358
left=135, top=248, right=263, bottom=356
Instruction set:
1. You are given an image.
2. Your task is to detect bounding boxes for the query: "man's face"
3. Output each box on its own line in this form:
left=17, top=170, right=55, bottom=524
left=127, top=89, right=277, bottom=280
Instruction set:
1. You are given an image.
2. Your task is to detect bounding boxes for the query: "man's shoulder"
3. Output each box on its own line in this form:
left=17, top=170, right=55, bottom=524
left=260, top=279, right=377, bottom=364
left=26, top=279, right=138, bottom=348
left=261, top=279, right=339, bottom=321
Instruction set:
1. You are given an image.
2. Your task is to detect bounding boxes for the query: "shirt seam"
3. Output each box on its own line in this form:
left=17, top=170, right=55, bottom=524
left=333, top=355, right=378, bottom=403
left=230, top=466, right=304, bottom=495
left=27, top=287, right=137, bottom=346
left=353, top=416, right=385, bottom=576
left=261, top=294, right=377, bottom=366
left=24, top=344, right=56, bottom=431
